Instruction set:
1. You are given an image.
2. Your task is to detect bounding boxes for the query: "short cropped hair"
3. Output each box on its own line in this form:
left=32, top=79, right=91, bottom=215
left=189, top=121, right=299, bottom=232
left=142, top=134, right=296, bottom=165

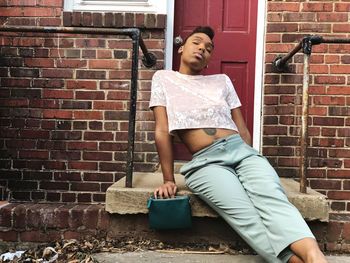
left=183, top=26, right=215, bottom=46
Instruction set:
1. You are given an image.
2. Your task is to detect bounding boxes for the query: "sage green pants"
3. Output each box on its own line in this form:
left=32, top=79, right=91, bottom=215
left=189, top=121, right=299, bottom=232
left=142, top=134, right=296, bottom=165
left=180, top=134, right=315, bottom=263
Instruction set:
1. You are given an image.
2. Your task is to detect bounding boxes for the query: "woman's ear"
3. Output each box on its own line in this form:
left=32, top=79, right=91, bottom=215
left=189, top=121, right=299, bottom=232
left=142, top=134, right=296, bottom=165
left=178, top=46, right=183, bottom=54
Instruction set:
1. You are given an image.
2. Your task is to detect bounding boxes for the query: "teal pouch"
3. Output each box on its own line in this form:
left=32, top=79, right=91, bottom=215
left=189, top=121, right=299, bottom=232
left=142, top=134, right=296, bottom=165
left=147, top=195, right=192, bottom=230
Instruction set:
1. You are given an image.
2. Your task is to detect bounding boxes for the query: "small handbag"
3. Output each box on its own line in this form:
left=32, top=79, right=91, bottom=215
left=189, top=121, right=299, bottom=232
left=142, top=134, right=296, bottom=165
left=147, top=195, right=192, bottom=230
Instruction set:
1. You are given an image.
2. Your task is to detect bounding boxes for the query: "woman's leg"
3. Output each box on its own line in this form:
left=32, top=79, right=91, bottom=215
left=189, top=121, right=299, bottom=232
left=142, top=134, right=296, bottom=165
left=234, top=154, right=325, bottom=263
left=185, top=164, right=284, bottom=263
left=290, top=238, right=327, bottom=263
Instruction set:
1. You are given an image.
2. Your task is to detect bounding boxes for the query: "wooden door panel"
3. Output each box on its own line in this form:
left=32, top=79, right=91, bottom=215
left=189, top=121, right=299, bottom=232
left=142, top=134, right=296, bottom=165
left=222, top=0, right=249, bottom=32
left=173, top=0, right=258, bottom=160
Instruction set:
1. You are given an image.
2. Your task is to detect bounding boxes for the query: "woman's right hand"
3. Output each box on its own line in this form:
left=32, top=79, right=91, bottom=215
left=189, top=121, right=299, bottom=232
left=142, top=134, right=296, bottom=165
left=153, top=181, right=177, bottom=199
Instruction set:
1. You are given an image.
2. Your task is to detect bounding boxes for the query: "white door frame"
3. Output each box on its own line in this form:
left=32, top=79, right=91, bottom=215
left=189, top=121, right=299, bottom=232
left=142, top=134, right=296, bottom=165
left=164, top=0, right=266, bottom=152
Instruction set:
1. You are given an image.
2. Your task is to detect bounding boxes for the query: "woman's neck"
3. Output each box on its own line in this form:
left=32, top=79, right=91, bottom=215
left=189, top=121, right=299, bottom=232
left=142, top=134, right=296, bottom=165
left=178, top=65, right=201, bottom=76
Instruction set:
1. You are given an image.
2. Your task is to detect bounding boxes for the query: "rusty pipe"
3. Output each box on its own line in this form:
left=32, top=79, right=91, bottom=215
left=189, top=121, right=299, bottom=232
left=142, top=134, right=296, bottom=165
left=299, top=53, right=310, bottom=194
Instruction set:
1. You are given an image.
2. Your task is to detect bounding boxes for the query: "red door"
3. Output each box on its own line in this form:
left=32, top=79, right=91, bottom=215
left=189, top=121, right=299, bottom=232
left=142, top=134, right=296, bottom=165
left=173, top=0, right=258, bottom=160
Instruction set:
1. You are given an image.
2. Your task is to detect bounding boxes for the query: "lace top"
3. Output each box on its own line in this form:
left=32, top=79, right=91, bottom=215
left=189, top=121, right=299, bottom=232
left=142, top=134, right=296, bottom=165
left=149, top=70, right=241, bottom=135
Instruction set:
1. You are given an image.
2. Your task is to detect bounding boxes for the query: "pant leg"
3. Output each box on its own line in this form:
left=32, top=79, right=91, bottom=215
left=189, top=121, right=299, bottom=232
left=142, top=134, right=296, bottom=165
left=184, top=164, right=282, bottom=263
left=234, top=153, right=315, bottom=260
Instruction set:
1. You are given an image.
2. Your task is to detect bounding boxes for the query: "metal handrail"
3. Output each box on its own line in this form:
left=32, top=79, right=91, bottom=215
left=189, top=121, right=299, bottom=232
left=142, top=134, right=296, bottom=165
left=0, top=26, right=157, bottom=188
left=273, top=35, right=350, bottom=193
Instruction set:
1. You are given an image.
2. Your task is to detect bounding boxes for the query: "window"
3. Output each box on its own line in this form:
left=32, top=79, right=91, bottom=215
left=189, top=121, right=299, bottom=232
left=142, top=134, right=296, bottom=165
left=64, top=0, right=167, bottom=14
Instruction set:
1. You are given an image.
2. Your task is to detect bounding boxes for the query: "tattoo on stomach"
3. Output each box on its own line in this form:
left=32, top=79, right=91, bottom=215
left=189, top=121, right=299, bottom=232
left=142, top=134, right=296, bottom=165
left=203, top=128, right=217, bottom=136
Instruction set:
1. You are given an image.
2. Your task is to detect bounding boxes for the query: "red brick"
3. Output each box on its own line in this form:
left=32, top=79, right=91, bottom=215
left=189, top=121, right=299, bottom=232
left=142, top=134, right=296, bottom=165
left=329, top=149, right=350, bottom=158
left=41, top=69, right=73, bottom=78
left=302, top=3, right=333, bottom=12
left=268, top=2, right=300, bottom=12
left=63, top=231, right=81, bottom=240
left=313, top=96, right=345, bottom=105
left=83, top=172, right=113, bottom=182
left=68, top=142, right=97, bottom=150
left=84, top=132, right=113, bottom=141
left=0, top=203, right=16, bottom=227
left=328, top=191, right=350, bottom=200
left=76, top=91, right=105, bottom=100
left=19, top=150, right=49, bottom=159
left=334, top=3, right=350, bottom=12
left=56, top=59, right=87, bottom=68
left=97, top=210, right=110, bottom=230
left=73, top=111, right=103, bottom=120
left=69, top=161, right=98, bottom=170
left=0, top=230, right=17, bottom=242
left=22, top=7, right=58, bottom=17
left=92, top=12, right=102, bottom=27
left=99, top=142, right=127, bottom=151
left=82, top=205, right=100, bottom=229
left=43, top=110, right=73, bottom=119
left=83, top=151, right=112, bottom=161
left=99, top=162, right=124, bottom=172
left=329, top=45, right=350, bottom=54
left=310, top=179, right=341, bottom=190
left=93, top=101, right=124, bottom=110
left=331, top=202, right=346, bottom=211
left=77, top=193, right=92, bottom=202
left=333, top=24, right=350, bottom=33
left=13, top=204, right=27, bottom=229
left=38, top=17, right=61, bottom=26
left=21, top=130, right=50, bottom=139
left=97, top=50, right=112, bottom=59
left=20, top=230, right=47, bottom=242
left=313, top=117, right=344, bottom=127
left=43, top=89, right=74, bottom=99
left=0, top=7, right=23, bottom=16
left=66, top=80, right=97, bottom=90
left=109, top=70, right=131, bottom=79
left=145, top=13, right=156, bottom=28
left=326, top=221, right=343, bottom=242
left=76, top=70, right=106, bottom=79
left=76, top=39, right=105, bottom=48
left=51, top=150, right=81, bottom=160
left=37, top=0, right=63, bottom=7
left=327, top=86, right=350, bottom=95
left=40, top=181, right=69, bottom=190
left=89, top=60, right=119, bottom=69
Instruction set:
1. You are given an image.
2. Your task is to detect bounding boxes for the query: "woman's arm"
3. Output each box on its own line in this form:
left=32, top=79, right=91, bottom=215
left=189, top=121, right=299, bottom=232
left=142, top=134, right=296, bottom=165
left=152, top=106, right=177, bottom=198
left=231, top=108, right=252, bottom=146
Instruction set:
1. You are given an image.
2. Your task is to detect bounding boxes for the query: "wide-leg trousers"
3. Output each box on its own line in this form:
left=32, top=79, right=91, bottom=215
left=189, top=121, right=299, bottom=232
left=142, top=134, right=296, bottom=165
left=180, top=134, right=315, bottom=263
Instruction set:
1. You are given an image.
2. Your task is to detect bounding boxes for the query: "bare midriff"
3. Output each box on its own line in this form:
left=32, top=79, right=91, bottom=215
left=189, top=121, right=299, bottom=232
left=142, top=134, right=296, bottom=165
left=176, top=128, right=238, bottom=154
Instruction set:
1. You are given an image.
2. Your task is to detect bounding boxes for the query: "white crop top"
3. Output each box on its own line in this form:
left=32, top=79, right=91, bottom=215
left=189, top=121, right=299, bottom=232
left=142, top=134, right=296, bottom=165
left=149, top=70, right=242, bottom=135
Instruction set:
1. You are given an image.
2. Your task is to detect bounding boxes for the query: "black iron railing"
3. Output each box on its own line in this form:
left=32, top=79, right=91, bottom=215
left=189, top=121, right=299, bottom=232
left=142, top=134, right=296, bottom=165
left=0, top=26, right=157, bottom=188
left=273, top=35, right=350, bottom=193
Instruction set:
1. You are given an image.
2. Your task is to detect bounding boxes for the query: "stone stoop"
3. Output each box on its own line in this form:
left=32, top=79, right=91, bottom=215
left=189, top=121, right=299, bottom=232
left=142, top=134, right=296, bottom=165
left=105, top=172, right=329, bottom=249
left=106, top=172, right=329, bottom=222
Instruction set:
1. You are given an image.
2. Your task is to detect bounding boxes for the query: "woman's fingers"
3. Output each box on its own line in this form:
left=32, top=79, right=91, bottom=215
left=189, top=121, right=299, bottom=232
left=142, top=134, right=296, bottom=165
left=153, top=183, right=177, bottom=199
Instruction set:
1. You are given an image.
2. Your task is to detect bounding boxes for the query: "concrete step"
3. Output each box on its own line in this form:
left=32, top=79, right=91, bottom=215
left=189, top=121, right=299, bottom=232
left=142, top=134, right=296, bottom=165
left=106, top=172, right=329, bottom=222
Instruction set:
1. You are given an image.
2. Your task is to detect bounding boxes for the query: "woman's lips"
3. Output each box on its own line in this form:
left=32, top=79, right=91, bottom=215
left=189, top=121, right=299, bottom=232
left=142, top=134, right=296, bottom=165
left=194, top=52, right=203, bottom=60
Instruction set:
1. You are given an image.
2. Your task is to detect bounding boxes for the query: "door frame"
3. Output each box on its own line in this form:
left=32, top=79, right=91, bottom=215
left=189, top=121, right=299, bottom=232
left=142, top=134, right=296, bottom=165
left=164, top=0, right=266, bottom=152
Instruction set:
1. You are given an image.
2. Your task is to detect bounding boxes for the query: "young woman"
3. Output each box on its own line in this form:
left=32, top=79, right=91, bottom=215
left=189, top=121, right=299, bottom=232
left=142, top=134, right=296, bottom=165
left=149, top=26, right=327, bottom=263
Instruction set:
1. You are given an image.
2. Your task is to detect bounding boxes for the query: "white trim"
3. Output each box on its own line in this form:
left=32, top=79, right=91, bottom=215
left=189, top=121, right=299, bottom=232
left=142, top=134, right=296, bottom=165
left=164, top=0, right=174, bottom=70
left=64, top=0, right=167, bottom=14
left=252, top=0, right=267, bottom=152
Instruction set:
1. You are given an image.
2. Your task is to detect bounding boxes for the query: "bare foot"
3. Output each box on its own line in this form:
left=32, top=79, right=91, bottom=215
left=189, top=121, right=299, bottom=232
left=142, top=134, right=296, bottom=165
left=288, top=255, right=303, bottom=263
left=306, top=250, right=328, bottom=263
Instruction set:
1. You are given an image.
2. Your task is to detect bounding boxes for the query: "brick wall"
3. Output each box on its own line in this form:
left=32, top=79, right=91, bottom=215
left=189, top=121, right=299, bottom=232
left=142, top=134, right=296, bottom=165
left=0, top=1, right=165, bottom=203
left=264, top=0, right=350, bottom=230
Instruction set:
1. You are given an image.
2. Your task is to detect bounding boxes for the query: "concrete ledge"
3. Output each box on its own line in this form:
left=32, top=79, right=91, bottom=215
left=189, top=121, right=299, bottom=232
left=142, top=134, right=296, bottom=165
left=106, top=172, right=329, bottom=222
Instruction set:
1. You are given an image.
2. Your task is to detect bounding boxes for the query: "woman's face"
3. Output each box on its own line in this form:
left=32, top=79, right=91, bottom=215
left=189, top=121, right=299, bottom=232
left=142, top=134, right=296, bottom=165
left=179, top=32, right=214, bottom=73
